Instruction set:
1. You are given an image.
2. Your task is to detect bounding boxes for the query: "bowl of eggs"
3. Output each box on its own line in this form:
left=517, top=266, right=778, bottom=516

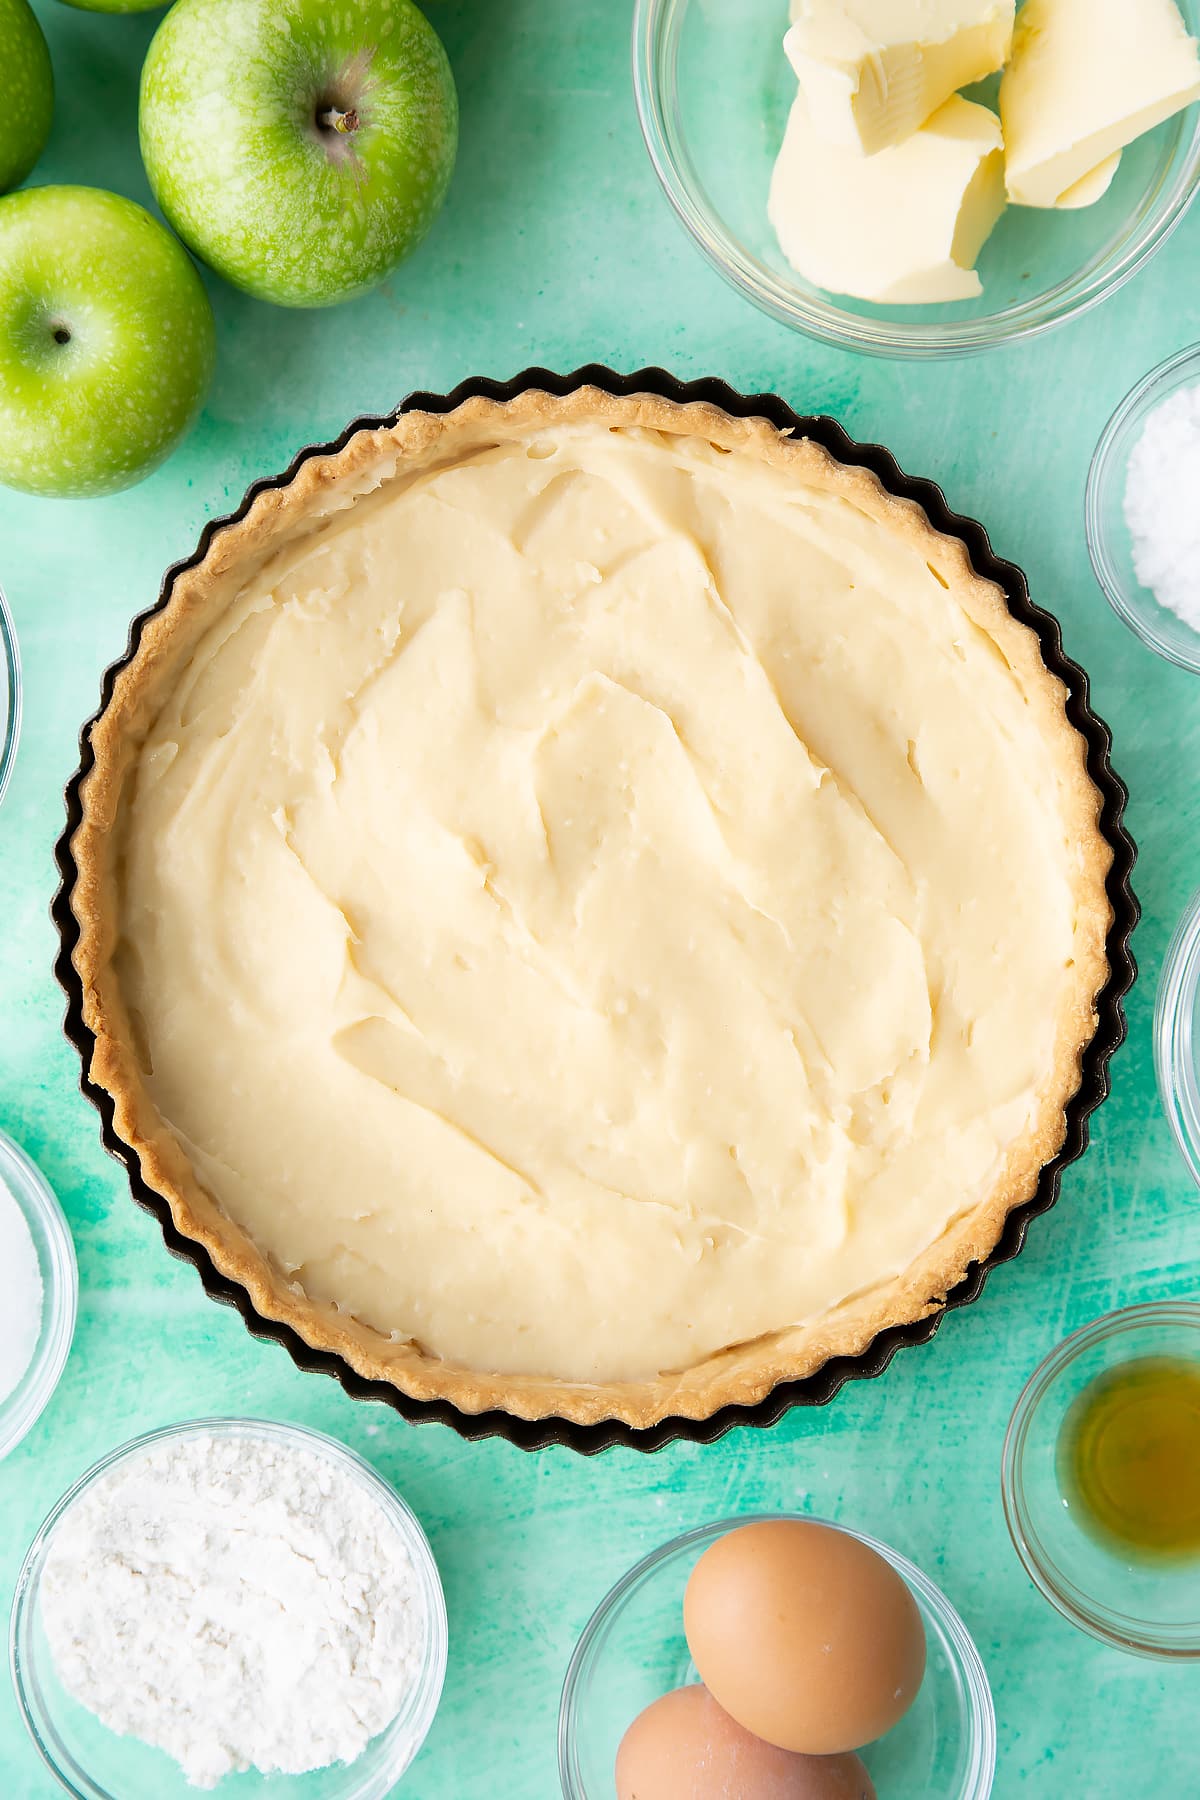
left=558, top=1514, right=996, bottom=1799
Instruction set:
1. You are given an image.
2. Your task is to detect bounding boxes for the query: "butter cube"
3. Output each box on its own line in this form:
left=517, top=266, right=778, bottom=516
left=769, top=93, right=1005, bottom=304
left=1001, top=0, right=1200, bottom=207
left=1056, top=152, right=1122, bottom=209
left=784, top=0, right=1015, bottom=156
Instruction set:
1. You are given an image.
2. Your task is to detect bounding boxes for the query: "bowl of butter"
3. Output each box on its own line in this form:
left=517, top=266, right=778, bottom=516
left=633, top=0, right=1200, bottom=357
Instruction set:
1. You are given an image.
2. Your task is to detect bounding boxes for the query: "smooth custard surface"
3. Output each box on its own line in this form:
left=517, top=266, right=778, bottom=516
left=118, top=422, right=1083, bottom=1384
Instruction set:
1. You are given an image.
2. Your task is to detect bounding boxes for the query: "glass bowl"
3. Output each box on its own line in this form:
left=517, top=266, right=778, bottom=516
left=0, top=1129, right=78, bottom=1462
left=559, top=1513, right=996, bottom=1799
left=1086, top=342, right=1200, bottom=672
left=0, top=580, right=21, bottom=808
left=1155, top=883, right=1200, bottom=1191
left=10, top=1418, right=448, bottom=1800
left=632, top=0, right=1200, bottom=358
left=1002, top=1303, right=1200, bottom=1658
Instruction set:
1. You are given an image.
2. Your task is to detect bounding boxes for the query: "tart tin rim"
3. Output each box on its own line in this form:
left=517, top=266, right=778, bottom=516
left=51, top=364, right=1139, bottom=1454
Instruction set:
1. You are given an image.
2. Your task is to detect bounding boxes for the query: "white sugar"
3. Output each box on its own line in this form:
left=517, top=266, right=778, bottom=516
left=0, top=1176, right=43, bottom=1405
left=1123, top=382, right=1200, bottom=631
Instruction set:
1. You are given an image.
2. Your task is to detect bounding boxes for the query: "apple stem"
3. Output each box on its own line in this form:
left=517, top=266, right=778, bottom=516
left=317, top=106, right=359, bottom=136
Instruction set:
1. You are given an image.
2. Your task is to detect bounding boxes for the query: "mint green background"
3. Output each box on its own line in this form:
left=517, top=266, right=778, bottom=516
left=1, top=4, right=1199, bottom=1795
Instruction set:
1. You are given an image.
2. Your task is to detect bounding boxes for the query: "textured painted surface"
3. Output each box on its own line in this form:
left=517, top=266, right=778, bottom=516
left=0, top=4, right=1197, bottom=1795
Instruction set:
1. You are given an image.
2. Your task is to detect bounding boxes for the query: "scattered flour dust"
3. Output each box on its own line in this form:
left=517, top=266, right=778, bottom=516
left=41, top=1430, right=426, bottom=1788
left=1123, top=381, right=1200, bottom=630
left=0, top=1176, right=43, bottom=1405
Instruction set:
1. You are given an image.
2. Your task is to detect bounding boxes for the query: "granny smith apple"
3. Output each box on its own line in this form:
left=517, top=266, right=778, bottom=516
left=57, top=0, right=165, bottom=14
left=0, top=0, right=53, bottom=193
left=139, top=0, right=458, bottom=308
left=0, top=187, right=216, bottom=497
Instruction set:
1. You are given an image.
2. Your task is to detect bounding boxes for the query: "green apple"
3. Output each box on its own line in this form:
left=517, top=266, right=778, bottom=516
left=56, top=0, right=165, bottom=14
left=0, top=187, right=216, bottom=497
left=0, top=0, right=53, bottom=193
left=139, top=0, right=458, bottom=308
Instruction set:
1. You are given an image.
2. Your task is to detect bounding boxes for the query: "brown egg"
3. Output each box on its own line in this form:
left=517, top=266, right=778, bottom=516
left=615, top=1684, right=876, bottom=1800
left=683, top=1520, right=926, bottom=1755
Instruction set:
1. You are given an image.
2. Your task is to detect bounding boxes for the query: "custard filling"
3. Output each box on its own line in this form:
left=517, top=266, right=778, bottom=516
left=118, top=423, right=1081, bottom=1384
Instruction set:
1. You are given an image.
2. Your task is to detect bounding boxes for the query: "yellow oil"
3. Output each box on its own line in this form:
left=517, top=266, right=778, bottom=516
left=1058, top=1356, right=1200, bottom=1560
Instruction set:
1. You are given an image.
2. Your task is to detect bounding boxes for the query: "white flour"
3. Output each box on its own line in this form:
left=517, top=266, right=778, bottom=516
left=0, top=1175, right=43, bottom=1405
left=41, top=1430, right=426, bottom=1788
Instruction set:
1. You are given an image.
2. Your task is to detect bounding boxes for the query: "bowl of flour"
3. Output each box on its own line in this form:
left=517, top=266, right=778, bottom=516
left=1087, top=341, right=1200, bottom=674
left=10, top=1418, right=447, bottom=1798
left=0, top=1127, right=77, bottom=1462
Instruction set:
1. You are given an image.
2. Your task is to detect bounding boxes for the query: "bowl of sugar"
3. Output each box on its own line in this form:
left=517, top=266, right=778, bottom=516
left=1087, top=342, right=1200, bottom=672
left=0, top=1128, right=77, bottom=1461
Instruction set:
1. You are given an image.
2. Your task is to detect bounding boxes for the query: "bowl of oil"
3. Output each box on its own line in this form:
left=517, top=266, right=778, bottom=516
left=1002, top=1303, right=1200, bottom=1658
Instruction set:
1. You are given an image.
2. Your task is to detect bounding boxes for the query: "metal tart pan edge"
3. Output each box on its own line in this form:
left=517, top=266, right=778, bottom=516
left=51, top=364, right=1139, bottom=1454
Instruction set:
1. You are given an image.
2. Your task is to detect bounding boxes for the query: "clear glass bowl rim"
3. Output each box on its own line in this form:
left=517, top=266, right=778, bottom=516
left=1085, top=341, right=1200, bottom=673
left=1154, top=884, right=1200, bottom=1189
left=9, top=1415, right=449, bottom=1800
left=0, top=1128, right=78, bottom=1463
left=631, top=0, right=1200, bottom=359
left=557, top=1510, right=997, bottom=1799
left=0, top=580, right=21, bottom=809
left=1001, top=1301, right=1200, bottom=1658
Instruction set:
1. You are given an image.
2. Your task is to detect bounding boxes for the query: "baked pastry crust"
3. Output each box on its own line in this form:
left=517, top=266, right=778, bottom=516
left=69, top=387, right=1113, bottom=1428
